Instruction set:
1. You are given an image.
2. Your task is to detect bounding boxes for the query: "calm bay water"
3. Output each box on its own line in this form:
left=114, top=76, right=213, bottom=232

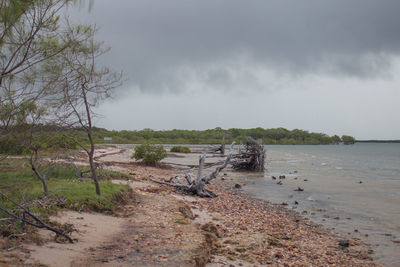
left=234, top=143, right=400, bottom=266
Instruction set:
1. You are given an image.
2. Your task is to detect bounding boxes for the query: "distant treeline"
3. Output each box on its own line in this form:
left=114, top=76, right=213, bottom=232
left=1, top=126, right=356, bottom=155
left=356, top=140, right=400, bottom=143
left=90, top=127, right=352, bottom=145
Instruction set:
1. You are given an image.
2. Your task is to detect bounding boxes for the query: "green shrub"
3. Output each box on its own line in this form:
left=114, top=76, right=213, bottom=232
left=132, top=144, right=167, bottom=163
left=170, top=146, right=191, bottom=153
left=341, top=135, right=356, bottom=145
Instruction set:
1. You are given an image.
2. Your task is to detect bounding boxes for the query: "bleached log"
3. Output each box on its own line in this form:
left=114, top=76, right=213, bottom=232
left=151, top=143, right=235, bottom=197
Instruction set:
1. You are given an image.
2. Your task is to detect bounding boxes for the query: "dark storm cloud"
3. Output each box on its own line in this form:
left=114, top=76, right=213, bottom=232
left=71, top=0, right=400, bottom=93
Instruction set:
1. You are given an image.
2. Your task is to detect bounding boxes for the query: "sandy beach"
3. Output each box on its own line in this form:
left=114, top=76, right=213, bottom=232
left=0, top=146, right=379, bottom=266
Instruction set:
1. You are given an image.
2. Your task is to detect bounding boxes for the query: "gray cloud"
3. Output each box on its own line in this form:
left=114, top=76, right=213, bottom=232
left=68, top=1, right=400, bottom=139
left=70, top=0, right=400, bottom=93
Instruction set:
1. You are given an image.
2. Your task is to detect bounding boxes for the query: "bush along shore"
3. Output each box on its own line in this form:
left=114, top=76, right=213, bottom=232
left=0, top=147, right=378, bottom=266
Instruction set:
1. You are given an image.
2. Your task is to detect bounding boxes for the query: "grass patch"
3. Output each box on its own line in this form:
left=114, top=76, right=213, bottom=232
left=0, top=158, right=132, bottom=238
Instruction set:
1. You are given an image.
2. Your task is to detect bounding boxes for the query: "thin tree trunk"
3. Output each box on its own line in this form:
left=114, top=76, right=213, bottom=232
left=82, top=82, right=101, bottom=195
left=30, top=148, right=49, bottom=197
left=88, top=133, right=100, bottom=195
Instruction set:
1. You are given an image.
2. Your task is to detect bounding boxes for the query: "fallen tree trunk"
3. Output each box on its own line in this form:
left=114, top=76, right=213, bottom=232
left=231, top=137, right=265, bottom=172
left=151, top=143, right=235, bottom=197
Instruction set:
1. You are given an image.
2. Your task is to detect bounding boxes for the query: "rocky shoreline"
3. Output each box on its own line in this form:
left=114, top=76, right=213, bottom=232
left=0, top=147, right=380, bottom=266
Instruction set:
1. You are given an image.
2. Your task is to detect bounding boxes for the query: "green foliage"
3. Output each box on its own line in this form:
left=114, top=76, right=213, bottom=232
left=132, top=144, right=167, bottom=163
left=0, top=158, right=132, bottom=236
left=341, top=135, right=356, bottom=145
left=331, top=135, right=341, bottom=144
left=170, top=146, right=191, bottom=153
left=90, top=127, right=348, bottom=145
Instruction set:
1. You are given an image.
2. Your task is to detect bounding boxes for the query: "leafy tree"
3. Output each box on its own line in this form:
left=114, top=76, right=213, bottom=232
left=45, top=25, right=122, bottom=195
left=132, top=144, right=167, bottom=163
left=331, top=135, right=341, bottom=144
left=341, top=135, right=356, bottom=145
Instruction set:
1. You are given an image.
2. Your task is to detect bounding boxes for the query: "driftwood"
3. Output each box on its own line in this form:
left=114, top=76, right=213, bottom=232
left=0, top=191, right=74, bottom=243
left=205, top=136, right=226, bottom=155
left=231, top=137, right=265, bottom=172
left=151, top=143, right=235, bottom=197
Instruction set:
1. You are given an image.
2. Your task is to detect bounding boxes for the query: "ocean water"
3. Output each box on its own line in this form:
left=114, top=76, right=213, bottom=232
left=233, top=143, right=400, bottom=266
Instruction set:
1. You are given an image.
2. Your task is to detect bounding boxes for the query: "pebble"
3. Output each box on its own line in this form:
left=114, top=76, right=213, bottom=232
left=339, top=240, right=350, bottom=247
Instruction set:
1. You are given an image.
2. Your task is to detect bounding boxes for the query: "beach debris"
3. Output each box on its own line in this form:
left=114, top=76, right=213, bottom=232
left=338, top=239, right=350, bottom=248
left=294, top=187, right=304, bottom=191
left=230, top=137, right=265, bottom=172
left=150, top=143, right=235, bottom=197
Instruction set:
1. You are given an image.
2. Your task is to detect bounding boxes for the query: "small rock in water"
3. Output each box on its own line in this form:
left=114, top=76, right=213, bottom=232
left=338, top=240, right=350, bottom=248
left=294, top=187, right=304, bottom=191
left=359, top=181, right=363, bottom=184
left=234, top=183, right=242, bottom=189
left=303, top=179, right=308, bottom=182
left=271, top=176, right=277, bottom=180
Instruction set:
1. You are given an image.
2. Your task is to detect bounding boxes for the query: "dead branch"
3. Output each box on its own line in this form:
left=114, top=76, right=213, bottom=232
left=231, top=137, right=265, bottom=172
left=151, top=143, right=235, bottom=197
left=0, top=191, right=74, bottom=243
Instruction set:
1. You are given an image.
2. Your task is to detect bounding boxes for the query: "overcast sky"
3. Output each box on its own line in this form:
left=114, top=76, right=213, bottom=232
left=69, top=0, right=400, bottom=139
